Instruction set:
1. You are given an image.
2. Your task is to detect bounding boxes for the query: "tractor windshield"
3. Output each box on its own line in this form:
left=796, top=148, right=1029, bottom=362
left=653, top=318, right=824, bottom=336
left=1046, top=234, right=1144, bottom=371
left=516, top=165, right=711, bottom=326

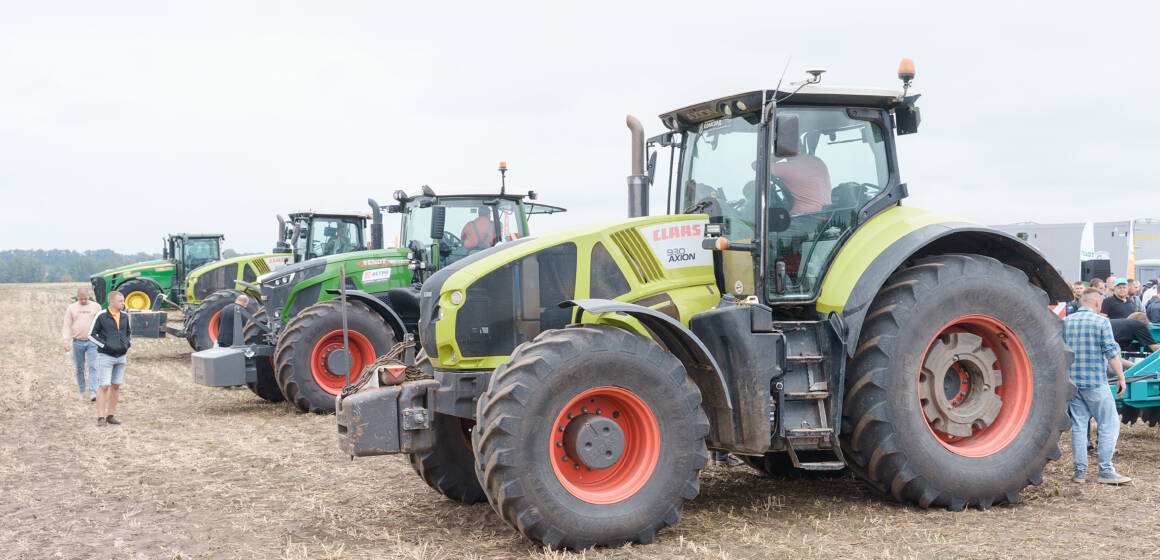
left=307, top=218, right=364, bottom=259
left=403, top=198, right=524, bottom=266
left=676, top=109, right=891, bottom=301
left=185, top=237, right=221, bottom=271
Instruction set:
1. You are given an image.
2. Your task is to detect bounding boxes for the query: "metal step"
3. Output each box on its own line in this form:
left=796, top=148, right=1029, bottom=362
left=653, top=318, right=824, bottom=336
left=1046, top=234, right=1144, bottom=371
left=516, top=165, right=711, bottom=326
left=797, top=461, right=846, bottom=471
left=783, top=391, right=830, bottom=401
left=785, top=427, right=834, bottom=438
left=787, top=353, right=824, bottom=363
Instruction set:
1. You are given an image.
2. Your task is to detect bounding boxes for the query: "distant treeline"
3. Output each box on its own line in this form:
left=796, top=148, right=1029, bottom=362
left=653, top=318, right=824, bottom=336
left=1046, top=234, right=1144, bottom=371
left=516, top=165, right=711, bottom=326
left=0, top=248, right=240, bottom=283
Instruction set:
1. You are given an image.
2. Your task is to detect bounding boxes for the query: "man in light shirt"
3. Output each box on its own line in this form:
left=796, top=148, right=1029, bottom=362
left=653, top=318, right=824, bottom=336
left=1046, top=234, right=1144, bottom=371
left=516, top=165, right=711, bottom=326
left=62, top=286, right=102, bottom=401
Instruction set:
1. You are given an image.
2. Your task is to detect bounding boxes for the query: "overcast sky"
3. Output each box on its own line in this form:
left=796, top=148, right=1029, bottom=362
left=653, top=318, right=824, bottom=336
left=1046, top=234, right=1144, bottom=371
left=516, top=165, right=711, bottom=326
left=2, top=1, right=1156, bottom=254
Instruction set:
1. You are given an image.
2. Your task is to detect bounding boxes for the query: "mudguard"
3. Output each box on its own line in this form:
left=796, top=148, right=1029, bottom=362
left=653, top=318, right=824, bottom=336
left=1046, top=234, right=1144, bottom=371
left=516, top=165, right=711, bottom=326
left=562, top=299, right=732, bottom=410
left=325, top=289, right=409, bottom=343
left=817, top=209, right=1071, bottom=355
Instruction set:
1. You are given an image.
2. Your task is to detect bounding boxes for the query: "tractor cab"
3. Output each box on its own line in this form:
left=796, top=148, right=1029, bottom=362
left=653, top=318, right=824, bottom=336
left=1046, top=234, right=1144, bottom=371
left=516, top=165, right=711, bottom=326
left=653, top=71, right=920, bottom=310
left=276, top=212, right=370, bottom=263
left=164, top=234, right=224, bottom=290
left=382, top=182, right=565, bottom=278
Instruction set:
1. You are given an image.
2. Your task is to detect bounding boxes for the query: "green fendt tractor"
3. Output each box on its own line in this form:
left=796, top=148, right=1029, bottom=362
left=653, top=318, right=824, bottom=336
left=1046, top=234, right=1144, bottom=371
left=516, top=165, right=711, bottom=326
left=336, top=61, right=1076, bottom=549
left=90, top=233, right=225, bottom=310
left=181, top=211, right=371, bottom=351
left=192, top=179, right=564, bottom=411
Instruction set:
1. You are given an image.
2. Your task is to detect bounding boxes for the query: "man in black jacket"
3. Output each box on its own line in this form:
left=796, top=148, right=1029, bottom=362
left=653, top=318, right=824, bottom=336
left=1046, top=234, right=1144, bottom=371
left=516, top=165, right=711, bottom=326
left=88, top=290, right=131, bottom=427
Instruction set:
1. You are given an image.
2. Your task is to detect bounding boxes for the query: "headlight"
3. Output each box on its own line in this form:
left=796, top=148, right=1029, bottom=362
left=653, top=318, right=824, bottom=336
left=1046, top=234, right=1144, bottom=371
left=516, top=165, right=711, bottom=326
left=449, top=290, right=464, bottom=306
left=268, top=272, right=296, bottom=287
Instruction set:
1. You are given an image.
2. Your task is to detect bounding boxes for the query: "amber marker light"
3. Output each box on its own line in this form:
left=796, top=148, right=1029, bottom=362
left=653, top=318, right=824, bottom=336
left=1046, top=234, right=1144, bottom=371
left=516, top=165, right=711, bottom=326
left=715, top=237, right=730, bottom=251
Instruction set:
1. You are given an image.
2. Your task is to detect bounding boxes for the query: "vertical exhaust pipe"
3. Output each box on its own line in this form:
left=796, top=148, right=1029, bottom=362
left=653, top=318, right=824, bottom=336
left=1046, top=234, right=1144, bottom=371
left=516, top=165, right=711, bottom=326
left=368, top=198, right=383, bottom=250
left=273, top=215, right=289, bottom=253
left=626, top=115, right=649, bottom=218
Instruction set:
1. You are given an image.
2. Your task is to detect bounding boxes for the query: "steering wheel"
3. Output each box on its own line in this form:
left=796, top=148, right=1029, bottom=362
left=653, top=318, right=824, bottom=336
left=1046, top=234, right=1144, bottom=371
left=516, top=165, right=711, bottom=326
left=769, top=176, right=795, bottom=212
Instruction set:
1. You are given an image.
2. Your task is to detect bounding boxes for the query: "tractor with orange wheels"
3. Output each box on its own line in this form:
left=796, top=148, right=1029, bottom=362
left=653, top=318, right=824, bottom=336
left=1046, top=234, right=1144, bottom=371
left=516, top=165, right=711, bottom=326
left=336, top=60, right=1076, bottom=549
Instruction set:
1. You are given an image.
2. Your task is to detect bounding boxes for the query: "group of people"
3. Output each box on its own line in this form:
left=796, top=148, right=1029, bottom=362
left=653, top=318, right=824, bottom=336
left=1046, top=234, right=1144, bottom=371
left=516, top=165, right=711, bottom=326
left=62, top=286, right=131, bottom=427
left=1059, top=274, right=1160, bottom=485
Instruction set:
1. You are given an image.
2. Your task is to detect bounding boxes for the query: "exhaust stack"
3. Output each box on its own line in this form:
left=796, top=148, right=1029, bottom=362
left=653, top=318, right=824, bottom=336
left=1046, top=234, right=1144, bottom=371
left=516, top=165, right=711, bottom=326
left=626, top=115, right=649, bottom=218
left=273, top=215, right=291, bottom=253
left=368, top=198, right=384, bottom=250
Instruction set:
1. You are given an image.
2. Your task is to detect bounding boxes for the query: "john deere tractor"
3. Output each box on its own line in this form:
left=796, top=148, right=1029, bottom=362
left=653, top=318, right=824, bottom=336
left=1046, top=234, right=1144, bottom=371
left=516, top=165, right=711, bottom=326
left=336, top=61, right=1076, bottom=549
left=192, top=181, right=564, bottom=411
left=180, top=211, right=371, bottom=351
left=90, top=233, right=225, bottom=310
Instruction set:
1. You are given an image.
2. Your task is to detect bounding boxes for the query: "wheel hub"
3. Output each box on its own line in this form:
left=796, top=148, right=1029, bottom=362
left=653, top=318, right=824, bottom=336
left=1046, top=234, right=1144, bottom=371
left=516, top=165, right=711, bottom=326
left=919, top=332, right=1003, bottom=438
left=324, top=346, right=353, bottom=375
left=563, top=414, right=625, bottom=470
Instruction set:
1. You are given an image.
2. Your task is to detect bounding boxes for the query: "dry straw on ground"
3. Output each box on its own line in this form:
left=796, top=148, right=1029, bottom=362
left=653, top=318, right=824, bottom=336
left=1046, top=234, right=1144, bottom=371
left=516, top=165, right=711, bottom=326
left=1, top=283, right=1158, bottom=559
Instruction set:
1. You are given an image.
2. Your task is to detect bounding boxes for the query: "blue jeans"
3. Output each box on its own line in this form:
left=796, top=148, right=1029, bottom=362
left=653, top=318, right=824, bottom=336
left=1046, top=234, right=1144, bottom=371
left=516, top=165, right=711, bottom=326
left=72, top=340, right=98, bottom=397
left=1069, top=385, right=1121, bottom=477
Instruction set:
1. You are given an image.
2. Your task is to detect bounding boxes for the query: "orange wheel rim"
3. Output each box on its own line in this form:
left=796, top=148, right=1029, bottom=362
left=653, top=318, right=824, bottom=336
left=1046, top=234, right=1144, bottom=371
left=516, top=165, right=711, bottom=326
left=309, top=330, right=374, bottom=394
left=549, top=386, right=660, bottom=504
left=208, top=311, right=221, bottom=343
left=917, top=314, right=1033, bottom=457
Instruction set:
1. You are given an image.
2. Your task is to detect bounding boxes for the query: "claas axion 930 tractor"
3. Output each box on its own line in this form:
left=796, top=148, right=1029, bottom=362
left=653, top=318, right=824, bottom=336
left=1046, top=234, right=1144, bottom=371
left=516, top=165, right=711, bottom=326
left=120, top=212, right=372, bottom=351
left=336, top=60, right=1076, bottom=549
left=192, top=173, right=565, bottom=411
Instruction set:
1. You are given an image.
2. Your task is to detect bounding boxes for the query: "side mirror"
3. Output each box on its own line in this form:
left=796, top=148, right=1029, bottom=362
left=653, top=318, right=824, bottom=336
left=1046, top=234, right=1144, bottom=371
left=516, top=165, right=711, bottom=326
left=646, top=151, right=658, bottom=186
left=768, top=207, right=791, bottom=233
left=430, top=205, right=446, bottom=240
left=896, top=104, right=921, bottom=135
left=774, top=114, right=800, bottom=158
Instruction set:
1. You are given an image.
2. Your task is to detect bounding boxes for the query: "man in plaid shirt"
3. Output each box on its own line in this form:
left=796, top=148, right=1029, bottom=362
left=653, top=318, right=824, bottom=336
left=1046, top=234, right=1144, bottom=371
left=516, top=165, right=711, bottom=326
left=1063, top=288, right=1130, bottom=485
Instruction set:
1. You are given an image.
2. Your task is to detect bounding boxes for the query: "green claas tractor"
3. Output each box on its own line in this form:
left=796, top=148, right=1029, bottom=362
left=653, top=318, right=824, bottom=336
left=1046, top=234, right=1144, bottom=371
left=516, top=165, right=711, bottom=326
left=180, top=211, right=371, bottom=351
left=90, top=233, right=225, bottom=310
left=192, top=179, right=564, bottom=411
left=335, top=61, right=1077, bottom=549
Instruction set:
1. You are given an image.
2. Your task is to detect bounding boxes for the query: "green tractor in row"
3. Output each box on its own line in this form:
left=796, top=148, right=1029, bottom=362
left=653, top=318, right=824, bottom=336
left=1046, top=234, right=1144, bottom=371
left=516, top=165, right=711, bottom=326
left=336, top=62, right=1076, bottom=549
left=193, top=175, right=565, bottom=412
left=113, top=212, right=373, bottom=351
left=89, top=233, right=226, bottom=311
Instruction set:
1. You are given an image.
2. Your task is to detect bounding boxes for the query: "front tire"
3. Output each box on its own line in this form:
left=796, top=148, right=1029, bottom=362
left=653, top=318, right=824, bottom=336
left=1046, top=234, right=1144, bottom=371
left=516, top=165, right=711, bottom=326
left=274, top=300, right=395, bottom=413
left=408, top=414, right=485, bottom=504
left=840, top=254, right=1074, bottom=511
left=474, top=325, right=709, bottom=549
left=188, top=289, right=259, bottom=351
left=242, top=306, right=285, bottom=403
left=115, top=279, right=160, bottom=311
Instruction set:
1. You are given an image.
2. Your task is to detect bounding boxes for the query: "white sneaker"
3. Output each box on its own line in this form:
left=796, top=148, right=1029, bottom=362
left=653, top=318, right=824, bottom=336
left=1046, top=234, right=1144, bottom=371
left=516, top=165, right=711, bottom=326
left=1097, top=473, right=1131, bottom=485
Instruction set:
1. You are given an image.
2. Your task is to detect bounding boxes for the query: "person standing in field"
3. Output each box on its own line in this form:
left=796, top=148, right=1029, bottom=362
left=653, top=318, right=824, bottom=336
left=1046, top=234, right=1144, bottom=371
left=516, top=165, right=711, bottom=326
left=88, top=290, right=131, bottom=427
left=215, top=293, right=249, bottom=347
left=1063, top=288, right=1130, bottom=485
left=62, top=286, right=102, bottom=401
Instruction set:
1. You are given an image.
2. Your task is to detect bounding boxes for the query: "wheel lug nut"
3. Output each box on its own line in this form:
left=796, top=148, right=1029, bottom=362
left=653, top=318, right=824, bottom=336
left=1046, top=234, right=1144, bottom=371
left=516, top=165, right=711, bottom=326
left=573, top=464, right=580, bottom=470
left=557, top=441, right=563, bottom=447
left=581, top=407, right=588, bottom=413
left=595, top=408, right=602, bottom=415
left=567, top=413, right=574, bottom=419
left=562, top=455, right=568, bottom=461
left=612, top=411, right=620, bottom=418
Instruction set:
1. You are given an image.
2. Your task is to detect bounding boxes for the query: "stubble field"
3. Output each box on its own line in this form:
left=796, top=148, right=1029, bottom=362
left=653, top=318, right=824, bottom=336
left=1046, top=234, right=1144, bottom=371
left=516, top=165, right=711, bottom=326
left=2, top=283, right=1159, bottom=559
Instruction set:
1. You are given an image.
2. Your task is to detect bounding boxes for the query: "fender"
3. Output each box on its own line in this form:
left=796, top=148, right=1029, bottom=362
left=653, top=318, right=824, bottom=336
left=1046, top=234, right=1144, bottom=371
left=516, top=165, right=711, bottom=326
left=820, top=219, right=1071, bottom=355
left=562, top=299, right=732, bottom=410
left=233, top=279, right=264, bottom=302
left=114, top=275, right=166, bottom=295
left=325, top=289, right=409, bottom=344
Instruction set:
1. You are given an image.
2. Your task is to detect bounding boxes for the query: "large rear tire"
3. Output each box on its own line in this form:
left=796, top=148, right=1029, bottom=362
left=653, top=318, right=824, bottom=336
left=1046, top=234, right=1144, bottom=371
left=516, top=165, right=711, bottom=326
left=408, top=413, right=485, bottom=504
left=115, top=279, right=160, bottom=311
left=242, top=306, right=285, bottom=403
left=274, top=299, right=395, bottom=414
left=839, top=254, right=1074, bottom=511
left=474, top=325, right=709, bottom=549
left=188, top=289, right=259, bottom=351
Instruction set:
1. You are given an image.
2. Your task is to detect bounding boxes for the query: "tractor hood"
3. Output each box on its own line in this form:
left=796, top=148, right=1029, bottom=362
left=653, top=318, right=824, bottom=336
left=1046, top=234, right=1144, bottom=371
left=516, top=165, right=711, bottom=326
left=185, top=252, right=294, bottom=303
left=91, top=259, right=172, bottom=279
left=418, top=214, right=718, bottom=370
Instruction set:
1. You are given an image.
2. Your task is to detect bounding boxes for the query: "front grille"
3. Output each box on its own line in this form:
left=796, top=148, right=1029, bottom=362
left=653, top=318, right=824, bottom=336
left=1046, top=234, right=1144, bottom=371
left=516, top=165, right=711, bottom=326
left=287, top=283, right=323, bottom=318
left=91, top=278, right=107, bottom=305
